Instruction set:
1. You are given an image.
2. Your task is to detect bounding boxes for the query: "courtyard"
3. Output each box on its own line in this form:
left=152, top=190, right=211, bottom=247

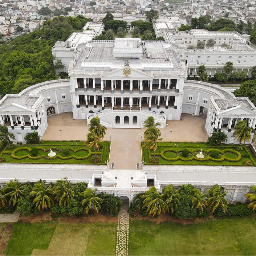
left=41, top=113, right=208, bottom=169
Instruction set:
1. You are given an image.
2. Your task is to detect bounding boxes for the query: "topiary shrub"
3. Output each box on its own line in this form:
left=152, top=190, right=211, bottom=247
left=62, top=148, right=70, bottom=156
left=24, top=132, right=40, bottom=144
left=182, top=149, right=190, bottom=157
left=209, top=150, right=220, bottom=159
left=30, top=148, right=38, bottom=157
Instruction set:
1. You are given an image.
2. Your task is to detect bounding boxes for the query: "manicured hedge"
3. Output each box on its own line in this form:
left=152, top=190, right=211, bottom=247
left=213, top=203, right=254, bottom=217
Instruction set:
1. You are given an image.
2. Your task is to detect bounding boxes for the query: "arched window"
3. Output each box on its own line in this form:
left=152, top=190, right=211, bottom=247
left=124, top=116, right=129, bottom=124
left=115, top=116, right=120, bottom=124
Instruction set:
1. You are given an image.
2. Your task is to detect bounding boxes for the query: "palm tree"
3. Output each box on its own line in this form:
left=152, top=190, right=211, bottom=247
left=3, top=180, right=25, bottom=207
left=0, top=125, right=15, bottom=146
left=206, top=184, right=228, bottom=214
left=162, top=185, right=179, bottom=214
left=143, top=116, right=160, bottom=128
left=82, top=188, right=102, bottom=215
left=233, top=120, right=253, bottom=144
left=142, top=187, right=166, bottom=217
left=143, top=126, right=162, bottom=162
left=223, top=61, right=234, bottom=77
left=30, top=181, right=54, bottom=210
left=87, top=131, right=100, bottom=160
left=0, top=190, right=6, bottom=210
left=89, top=117, right=106, bottom=140
left=192, top=188, right=207, bottom=214
left=54, top=178, right=74, bottom=207
left=245, top=186, right=256, bottom=211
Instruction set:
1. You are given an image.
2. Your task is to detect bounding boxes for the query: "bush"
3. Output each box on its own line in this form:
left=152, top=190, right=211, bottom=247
left=30, top=148, right=38, bottom=157
left=24, top=132, right=40, bottom=144
left=214, top=203, right=254, bottom=217
left=62, top=148, right=70, bottom=156
left=208, top=131, right=227, bottom=145
left=182, top=149, right=190, bottom=157
left=209, top=150, right=220, bottom=159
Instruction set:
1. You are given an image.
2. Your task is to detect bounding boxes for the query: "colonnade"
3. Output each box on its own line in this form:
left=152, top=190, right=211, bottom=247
left=0, top=114, right=40, bottom=128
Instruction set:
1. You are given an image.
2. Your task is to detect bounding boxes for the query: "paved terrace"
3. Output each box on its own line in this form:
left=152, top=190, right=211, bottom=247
left=42, top=113, right=208, bottom=170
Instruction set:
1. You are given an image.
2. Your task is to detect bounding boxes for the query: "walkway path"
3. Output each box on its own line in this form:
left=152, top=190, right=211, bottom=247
left=115, top=209, right=129, bottom=256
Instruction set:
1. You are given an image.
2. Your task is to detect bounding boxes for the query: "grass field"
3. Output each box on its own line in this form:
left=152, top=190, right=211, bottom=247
left=142, top=142, right=256, bottom=166
left=5, top=221, right=117, bottom=255
left=129, top=217, right=256, bottom=255
left=0, top=141, right=110, bottom=165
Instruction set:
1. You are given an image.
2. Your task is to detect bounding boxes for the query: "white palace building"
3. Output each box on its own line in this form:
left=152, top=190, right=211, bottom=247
left=0, top=37, right=256, bottom=144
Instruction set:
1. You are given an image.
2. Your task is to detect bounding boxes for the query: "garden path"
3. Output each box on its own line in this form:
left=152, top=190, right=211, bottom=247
left=115, top=209, right=129, bottom=256
left=0, top=212, right=20, bottom=223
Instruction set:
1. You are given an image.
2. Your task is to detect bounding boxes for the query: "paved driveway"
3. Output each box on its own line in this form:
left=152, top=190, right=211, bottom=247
left=42, top=113, right=208, bottom=169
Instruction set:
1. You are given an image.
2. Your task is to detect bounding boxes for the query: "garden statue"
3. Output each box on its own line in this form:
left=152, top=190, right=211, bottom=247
left=196, top=149, right=204, bottom=159
left=48, top=148, right=56, bottom=157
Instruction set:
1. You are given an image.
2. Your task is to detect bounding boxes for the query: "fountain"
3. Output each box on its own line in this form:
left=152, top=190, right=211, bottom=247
left=48, top=148, right=56, bottom=157
left=196, top=149, right=204, bottom=159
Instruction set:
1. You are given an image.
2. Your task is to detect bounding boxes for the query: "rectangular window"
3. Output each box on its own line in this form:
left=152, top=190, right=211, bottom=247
left=62, top=94, right=66, bottom=99
left=188, top=96, right=193, bottom=101
left=47, top=97, right=50, bottom=102
left=203, top=99, right=208, bottom=104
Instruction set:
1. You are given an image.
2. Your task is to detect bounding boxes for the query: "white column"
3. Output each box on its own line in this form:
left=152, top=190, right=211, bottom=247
left=158, top=79, right=161, bottom=90
left=29, top=115, right=33, bottom=126
left=10, top=115, right=14, bottom=126
left=101, top=79, right=104, bottom=91
left=130, top=80, right=133, bottom=92
left=149, top=80, right=152, bottom=92
left=139, top=97, right=142, bottom=109
left=228, top=118, right=233, bottom=129
left=140, top=80, right=143, bottom=91
left=129, top=97, right=132, bottom=109
left=121, top=97, right=124, bottom=109
left=218, top=117, right=223, bottom=129
left=93, top=78, right=95, bottom=91
left=102, top=96, right=104, bottom=109
left=112, top=97, right=114, bottom=109
left=0, top=115, right=4, bottom=125
left=214, top=117, right=219, bottom=129
left=85, top=95, right=88, bottom=106
left=166, top=96, right=169, bottom=108
left=111, top=80, right=114, bottom=91
left=157, top=96, right=160, bottom=107
left=94, top=96, right=96, bottom=107
left=84, top=78, right=87, bottom=89
left=149, top=97, right=152, bottom=109
left=167, top=79, right=170, bottom=90
left=121, top=80, right=124, bottom=92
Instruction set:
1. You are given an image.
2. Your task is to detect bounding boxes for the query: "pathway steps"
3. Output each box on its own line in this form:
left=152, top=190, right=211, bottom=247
left=115, top=210, right=129, bottom=256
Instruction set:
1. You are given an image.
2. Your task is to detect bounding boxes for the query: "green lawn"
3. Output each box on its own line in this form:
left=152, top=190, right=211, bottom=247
left=0, top=141, right=110, bottom=165
left=129, top=217, right=256, bottom=255
left=5, top=221, right=117, bottom=255
left=142, top=142, right=256, bottom=166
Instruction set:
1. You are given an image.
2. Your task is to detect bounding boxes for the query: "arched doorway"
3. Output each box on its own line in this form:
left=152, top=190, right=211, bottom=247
left=199, top=106, right=204, bottom=114
left=119, top=196, right=129, bottom=210
left=115, top=116, right=120, bottom=124
left=133, top=116, right=137, bottom=124
left=47, top=106, right=55, bottom=116
left=124, top=116, right=129, bottom=124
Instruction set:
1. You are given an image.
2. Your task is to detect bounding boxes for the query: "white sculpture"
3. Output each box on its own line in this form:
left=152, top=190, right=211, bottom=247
left=48, top=148, right=56, bottom=157
left=196, top=149, right=204, bottom=159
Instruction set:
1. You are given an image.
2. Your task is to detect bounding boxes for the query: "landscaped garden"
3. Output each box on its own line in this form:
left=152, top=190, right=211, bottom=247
left=4, top=221, right=117, bottom=255
left=142, top=142, right=256, bottom=166
left=0, top=140, right=110, bottom=164
left=129, top=217, right=256, bottom=255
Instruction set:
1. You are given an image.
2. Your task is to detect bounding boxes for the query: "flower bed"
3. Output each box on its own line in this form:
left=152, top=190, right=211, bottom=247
left=0, top=141, right=110, bottom=165
left=142, top=142, right=256, bottom=166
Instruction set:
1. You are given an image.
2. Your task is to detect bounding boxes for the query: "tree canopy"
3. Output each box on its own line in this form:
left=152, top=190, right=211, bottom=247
left=0, top=16, right=91, bottom=97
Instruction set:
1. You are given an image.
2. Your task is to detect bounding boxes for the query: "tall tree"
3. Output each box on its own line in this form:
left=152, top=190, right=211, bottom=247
left=143, top=126, right=162, bottom=162
left=89, top=117, right=106, bottom=140
left=198, top=65, right=209, bottom=81
left=102, top=12, right=114, bottom=24
left=233, top=120, right=253, bottom=144
left=142, top=187, right=166, bottom=217
left=251, top=66, right=256, bottom=79
left=0, top=125, right=15, bottom=146
left=246, top=186, right=256, bottom=211
left=81, top=188, right=102, bottom=215
left=223, top=61, right=234, bottom=76
left=54, top=178, right=74, bottom=207
left=3, top=180, right=25, bottom=207
left=30, top=181, right=54, bottom=210
left=206, top=184, right=228, bottom=214
left=145, top=9, right=159, bottom=22
left=143, top=116, right=160, bottom=128
left=162, top=185, right=179, bottom=214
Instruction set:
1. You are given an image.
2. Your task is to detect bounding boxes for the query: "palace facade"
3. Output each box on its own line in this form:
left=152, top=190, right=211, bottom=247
left=0, top=38, right=256, bottom=144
